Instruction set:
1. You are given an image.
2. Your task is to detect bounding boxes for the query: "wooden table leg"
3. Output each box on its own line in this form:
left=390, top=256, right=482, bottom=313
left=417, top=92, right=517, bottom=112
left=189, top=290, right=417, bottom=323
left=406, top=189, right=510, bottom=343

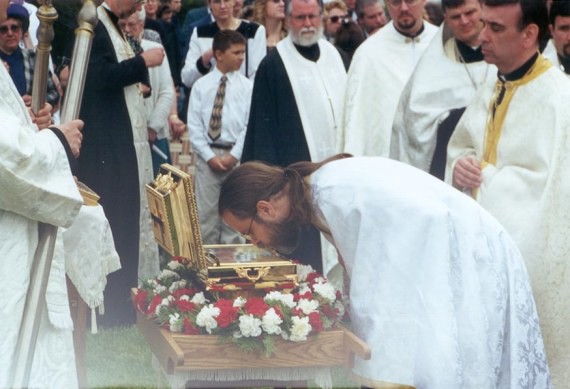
left=67, top=276, right=88, bottom=389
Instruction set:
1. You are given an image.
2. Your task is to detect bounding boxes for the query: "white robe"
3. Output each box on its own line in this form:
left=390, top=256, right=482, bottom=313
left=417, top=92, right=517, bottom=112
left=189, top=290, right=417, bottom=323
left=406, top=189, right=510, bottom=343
left=342, top=21, right=438, bottom=157
left=0, top=64, right=83, bottom=388
left=310, top=157, right=551, bottom=388
left=276, top=36, right=346, bottom=161
left=543, top=39, right=568, bottom=77
left=391, top=25, right=495, bottom=171
left=446, top=63, right=570, bottom=388
left=98, top=6, right=159, bottom=280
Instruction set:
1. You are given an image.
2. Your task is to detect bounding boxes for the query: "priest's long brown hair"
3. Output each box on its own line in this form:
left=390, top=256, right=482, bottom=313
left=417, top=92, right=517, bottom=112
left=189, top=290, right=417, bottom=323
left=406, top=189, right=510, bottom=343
left=218, top=154, right=352, bottom=223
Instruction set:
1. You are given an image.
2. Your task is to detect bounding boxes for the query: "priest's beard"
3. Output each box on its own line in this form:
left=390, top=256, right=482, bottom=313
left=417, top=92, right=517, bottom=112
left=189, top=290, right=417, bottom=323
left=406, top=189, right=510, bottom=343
left=290, top=25, right=324, bottom=47
left=256, top=216, right=302, bottom=256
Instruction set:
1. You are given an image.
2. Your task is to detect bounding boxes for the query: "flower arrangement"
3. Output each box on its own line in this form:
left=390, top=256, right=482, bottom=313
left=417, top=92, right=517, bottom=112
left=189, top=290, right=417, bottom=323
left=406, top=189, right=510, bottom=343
left=133, top=257, right=347, bottom=355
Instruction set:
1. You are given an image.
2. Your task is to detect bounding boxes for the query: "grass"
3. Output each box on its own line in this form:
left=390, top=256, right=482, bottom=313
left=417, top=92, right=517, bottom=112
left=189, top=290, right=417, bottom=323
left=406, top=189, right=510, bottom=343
left=87, top=326, right=359, bottom=389
left=87, top=325, right=166, bottom=389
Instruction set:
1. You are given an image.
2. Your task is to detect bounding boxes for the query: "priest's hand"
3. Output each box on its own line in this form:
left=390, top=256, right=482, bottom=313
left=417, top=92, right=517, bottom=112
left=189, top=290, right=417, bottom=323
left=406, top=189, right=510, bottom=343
left=201, top=49, right=214, bottom=69
left=141, top=47, right=165, bottom=67
left=30, top=102, right=53, bottom=130
left=56, top=119, right=84, bottom=158
left=221, top=154, right=238, bottom=170
left=453, top=157, right=482, bottom=189
left=207, top=156, right=228, bottom=173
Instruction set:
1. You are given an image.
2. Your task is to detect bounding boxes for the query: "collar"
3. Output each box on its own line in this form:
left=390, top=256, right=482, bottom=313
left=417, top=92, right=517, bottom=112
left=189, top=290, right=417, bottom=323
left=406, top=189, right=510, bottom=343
left=498, top=52, right=539, bottom=82
left=101, top=3, right=122, bottom=35
left=211, top=66, right=240, bottom=81
left=558, top=54, right=570, bottom=75
left=394, top=22, right=425, bottom=43
left=456, top=39, right=484, bottom=63
left=293, top=42, right=320, bottom=62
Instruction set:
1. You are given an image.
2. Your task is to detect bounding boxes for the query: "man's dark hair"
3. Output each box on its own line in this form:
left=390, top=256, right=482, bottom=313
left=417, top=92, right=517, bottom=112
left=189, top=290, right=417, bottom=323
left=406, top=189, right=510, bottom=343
left=356, top=0, right=382, bottom=17
left=481, top=0, right=549, bottom=43
left=441, top=0, right=466, bottom=12
left=550, top=0, right=570, bottom=25
left=212, top=30, right=246, bottom=53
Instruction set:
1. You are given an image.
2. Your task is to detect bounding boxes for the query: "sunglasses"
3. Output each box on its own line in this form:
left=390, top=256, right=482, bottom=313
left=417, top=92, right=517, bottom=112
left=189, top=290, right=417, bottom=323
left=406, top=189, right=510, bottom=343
left=0, top=25, right=21, bottom=34
left=329, top=15, right=349, bottom=23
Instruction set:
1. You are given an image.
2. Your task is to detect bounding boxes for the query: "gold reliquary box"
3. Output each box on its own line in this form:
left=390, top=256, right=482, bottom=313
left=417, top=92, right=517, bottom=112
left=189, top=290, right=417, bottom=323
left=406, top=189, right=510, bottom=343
left=146, top=164, right=298, bottom=293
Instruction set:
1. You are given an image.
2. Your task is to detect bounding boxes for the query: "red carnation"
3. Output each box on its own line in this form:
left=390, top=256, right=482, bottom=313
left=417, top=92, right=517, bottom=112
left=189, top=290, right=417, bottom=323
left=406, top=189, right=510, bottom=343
left=172, top=288, right=197, bottom=299
left=184, top=317, right=200, bottom=334
left=308, top=312, right=323, bottom=333
left=148, top=295, right=163, bottom=315
left=215, top=299, right=239, bottom=328
left=306, top=272, right=321, bottom=285
left=244, top=297, right=270, bottom=317
left=176, top=299, right=196, bottom=313
left=133, top=289, right=148, bottom=313
left=320, top=304, right=339, bottom=319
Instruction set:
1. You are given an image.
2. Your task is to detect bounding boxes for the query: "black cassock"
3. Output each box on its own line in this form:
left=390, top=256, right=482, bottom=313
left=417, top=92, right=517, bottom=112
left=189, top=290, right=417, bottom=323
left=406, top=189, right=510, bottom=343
left=78, top=8, right=149, bottom=326
left=241, top=45, right=323, bottom=274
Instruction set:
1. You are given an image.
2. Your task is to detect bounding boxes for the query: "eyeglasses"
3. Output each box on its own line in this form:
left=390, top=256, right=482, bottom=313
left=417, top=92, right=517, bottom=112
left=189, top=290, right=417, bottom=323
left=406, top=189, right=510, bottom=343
left=329, top=15, right=349, bottom=23
left=0, top=25, right=21, bottom=34
left=239, top=215, right=256, bottom=241
left=270, top=0, right=284, bottom=3
left=386, top=0, right=418, bottom=7
left=290, top=13, right=321, bottom=22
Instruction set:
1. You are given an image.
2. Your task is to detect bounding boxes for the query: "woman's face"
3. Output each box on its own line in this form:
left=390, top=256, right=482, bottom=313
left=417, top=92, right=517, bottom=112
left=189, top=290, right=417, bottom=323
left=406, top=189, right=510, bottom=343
left=145, top=0, right=159, bottom=17
left=266, top=0, right=285, bottom=20
left=325, top=7, right=346, bottom=37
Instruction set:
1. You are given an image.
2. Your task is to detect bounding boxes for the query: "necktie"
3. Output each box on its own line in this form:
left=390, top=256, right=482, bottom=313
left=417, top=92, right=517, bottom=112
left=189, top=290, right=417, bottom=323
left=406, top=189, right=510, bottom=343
left=208, top=75, right=227, bottom=141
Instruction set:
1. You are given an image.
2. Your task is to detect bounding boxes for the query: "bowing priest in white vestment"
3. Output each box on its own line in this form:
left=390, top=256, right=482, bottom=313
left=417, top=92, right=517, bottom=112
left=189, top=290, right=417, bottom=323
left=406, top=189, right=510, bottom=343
left=446, top=0, right=570, bottom=386
left=241, top=0, right=346, bottom=280
left=0, top=0, right=84, bottom=383
left=391, top=0, right=495, bottom=179
left=342, top=0, right=437, bottom=157
left=543, top=0, right=570, bottom=76
left=219, top=154, right=551, bottom=388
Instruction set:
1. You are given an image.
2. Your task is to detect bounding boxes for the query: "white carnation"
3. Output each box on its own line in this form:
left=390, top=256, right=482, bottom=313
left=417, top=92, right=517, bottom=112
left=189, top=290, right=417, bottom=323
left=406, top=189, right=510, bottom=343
left=297, top=264, right=314, bottom=282
left=191, top=292, right=208, bottom=305
left=297, top=284, right=311, bottom=295
left=264, top=291, right=296, bottom=308
left=167, top=260, right=184, bottom=270
left=313, top=282, right=336, bottom=303
left=168, top=280, right=187, bottom=293
left=196, top=304, right=220, bottom=334
left=169, top=313, right=183, bottom=332
left=154, top=284, right=167, bottom=294
left=233, top=296, right=247, bottom=308
left=179, top=294, right=190, bottom=301
left=297, top=298, right=319, bottom=315
left=289, top=316, right=312, bottom=342
left=261, top=308, right=283, bottom=335
left=158, top=269, right=180, bottom=280
left=238, top=314, right=263, bottom=337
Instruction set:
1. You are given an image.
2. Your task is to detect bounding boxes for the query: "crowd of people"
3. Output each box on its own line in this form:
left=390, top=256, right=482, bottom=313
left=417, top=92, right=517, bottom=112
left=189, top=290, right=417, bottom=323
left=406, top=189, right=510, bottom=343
left=1, top=0, right=569, bottom=387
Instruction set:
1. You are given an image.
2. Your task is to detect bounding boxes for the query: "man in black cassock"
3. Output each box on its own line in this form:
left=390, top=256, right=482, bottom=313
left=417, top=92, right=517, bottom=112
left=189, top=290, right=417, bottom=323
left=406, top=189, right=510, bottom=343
left=241, top=0, right=347, bottom=273
left=78, top=0, right=165, bottom=326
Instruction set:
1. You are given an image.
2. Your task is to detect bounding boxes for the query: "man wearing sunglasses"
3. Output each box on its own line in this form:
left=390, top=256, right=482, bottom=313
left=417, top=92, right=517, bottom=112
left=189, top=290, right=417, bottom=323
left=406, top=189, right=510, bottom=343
left=0, top=3, right=59, bottom=109
left=343, top=0, right=437, bottom=157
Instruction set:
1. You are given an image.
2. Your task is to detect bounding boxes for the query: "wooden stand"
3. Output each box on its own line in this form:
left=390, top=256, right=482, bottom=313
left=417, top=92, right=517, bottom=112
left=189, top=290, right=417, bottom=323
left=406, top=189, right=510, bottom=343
left=133, top=290, right=371, bottom=388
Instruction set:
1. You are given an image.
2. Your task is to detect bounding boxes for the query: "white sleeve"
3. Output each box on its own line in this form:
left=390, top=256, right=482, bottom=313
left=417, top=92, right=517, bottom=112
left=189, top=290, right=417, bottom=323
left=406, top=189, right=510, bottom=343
left=181, top=29, right=208, bottom=88
left=147, top=53, right=175, bottom=139
left=0, top=108, right=82, bottom=227
left=187, top=81, right=216, bottom=162
left=230, top=79, right=253, bottom=161
left=245, top=25, right=267, bottom=80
